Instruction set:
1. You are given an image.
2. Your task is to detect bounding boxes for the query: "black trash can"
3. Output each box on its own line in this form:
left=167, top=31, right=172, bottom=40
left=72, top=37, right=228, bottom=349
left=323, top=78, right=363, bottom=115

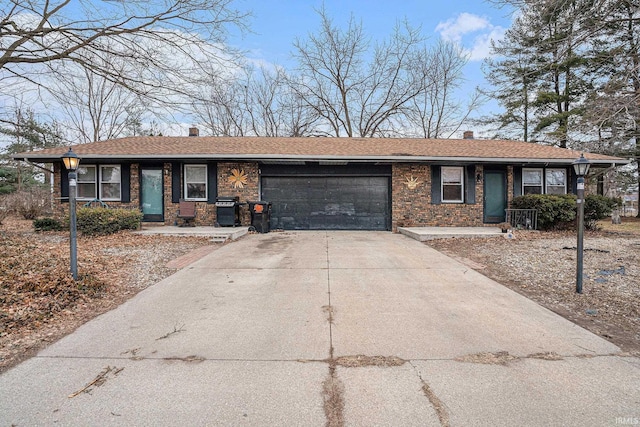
left=249, top=201, right=271, bottom=233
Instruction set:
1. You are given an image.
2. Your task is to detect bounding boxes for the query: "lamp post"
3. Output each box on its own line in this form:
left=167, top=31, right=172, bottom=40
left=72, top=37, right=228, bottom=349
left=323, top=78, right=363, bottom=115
left=62, top=148, right=80, bottom=280
left=573, top=153, right=591, bottom=294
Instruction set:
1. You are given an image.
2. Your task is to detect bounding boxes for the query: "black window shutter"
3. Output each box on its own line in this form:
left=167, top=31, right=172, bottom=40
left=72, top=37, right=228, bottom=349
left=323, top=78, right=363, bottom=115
left=207, top=162, right=217, bottom=204
left=171, top=162, right=181, bottom=203
left=465, top=165, right=476, bottom=204
left=570, top=168, right=578, bottom=195
left=513, top=167, right=522, bottom=197
left=121, top=164, right=131, bottom=203
left=431, top=166, right=441, bottom=205
left=60, top=165, right=69, bottom=202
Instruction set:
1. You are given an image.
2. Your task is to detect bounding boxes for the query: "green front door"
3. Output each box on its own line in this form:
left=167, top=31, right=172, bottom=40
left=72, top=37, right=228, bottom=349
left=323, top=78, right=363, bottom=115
left=484, top=170, right=507, bottom=223
left=141, top=167, right=164, bottom=222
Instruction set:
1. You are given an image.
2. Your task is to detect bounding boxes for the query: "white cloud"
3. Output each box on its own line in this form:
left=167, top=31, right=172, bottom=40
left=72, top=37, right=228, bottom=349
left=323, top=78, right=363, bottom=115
left=435, top=13, right=505, bottom=61
left=436, top=13, right=490, bottom=42
left=467, top=27, right=507, bottom=61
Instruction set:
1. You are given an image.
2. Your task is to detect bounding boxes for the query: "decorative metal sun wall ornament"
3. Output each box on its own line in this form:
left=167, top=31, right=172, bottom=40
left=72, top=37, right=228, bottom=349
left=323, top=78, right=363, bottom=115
left=404, top=175, right=421, bottom=190
left=228, top=169, right=248, bottom=188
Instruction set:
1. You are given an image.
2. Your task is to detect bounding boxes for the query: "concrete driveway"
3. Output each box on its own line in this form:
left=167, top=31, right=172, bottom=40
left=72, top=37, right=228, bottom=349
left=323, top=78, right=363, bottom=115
left=1, top=231, right=638, bottom=426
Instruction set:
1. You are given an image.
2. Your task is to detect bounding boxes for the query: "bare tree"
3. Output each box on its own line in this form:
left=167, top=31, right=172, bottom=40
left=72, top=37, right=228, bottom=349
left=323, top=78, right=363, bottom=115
left=244, top=66, right=320, bottom=136
left=0, top=0, right=248, bottom=122
left=290, top=8, right=433, bottom=137
left=193, top=64, right=320, bottom=137
left=193, top=73, right=248, bottom=137
left=46, top=54, right=146, bottom=143
left=405, top=40, right=482, bottom=138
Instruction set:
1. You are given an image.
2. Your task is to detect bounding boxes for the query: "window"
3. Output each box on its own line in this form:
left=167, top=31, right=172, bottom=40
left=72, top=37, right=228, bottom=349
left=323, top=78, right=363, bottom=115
left=441, top=167, right=464, bottom=203
left=100, top=165, right=121, bottom=200
left=522, top=168, right=567, bottom=195
left=184, top=165, right=207, bottom=200
left=523, top=169, right=543, bottom=194
left=546, top=169, right=567, bottom=195
left=77, top=166, right=97, bottom=199
left=76, top=165, right=122, bottom=200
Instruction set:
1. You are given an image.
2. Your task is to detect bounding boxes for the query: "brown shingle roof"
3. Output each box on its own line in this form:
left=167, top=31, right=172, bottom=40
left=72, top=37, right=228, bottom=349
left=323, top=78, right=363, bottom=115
left=13, top=136, right=628, bottom=165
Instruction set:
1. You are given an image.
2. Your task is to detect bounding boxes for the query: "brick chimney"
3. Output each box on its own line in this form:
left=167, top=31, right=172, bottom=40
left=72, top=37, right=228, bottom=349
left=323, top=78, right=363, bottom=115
left=463, top=130, right=474, bottom=139
left=188, top=127, right=199, bottom=137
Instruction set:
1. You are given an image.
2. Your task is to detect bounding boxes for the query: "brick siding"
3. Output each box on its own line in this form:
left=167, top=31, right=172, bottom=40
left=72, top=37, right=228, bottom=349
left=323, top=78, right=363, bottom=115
left=217, top=162, right=260, bottom=226
left=52, top=160, right=511, bottom=230
left=391, top=163, right=484, bottom=230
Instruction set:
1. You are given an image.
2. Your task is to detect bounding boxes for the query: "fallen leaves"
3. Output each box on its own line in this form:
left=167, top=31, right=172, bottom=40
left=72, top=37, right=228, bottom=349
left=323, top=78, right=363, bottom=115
left=0, top=217, right=212, bottom=372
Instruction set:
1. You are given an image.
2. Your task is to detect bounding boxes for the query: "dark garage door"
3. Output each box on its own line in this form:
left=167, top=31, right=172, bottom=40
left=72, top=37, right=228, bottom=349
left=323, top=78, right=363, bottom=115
left=262, top=176, right=390, bottom=230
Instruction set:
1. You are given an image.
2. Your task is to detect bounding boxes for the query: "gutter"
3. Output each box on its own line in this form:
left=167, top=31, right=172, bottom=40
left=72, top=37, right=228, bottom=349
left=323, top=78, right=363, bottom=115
left=24, top=159, right=55, bottom=174
left=11, top=153, right=631, bottom=167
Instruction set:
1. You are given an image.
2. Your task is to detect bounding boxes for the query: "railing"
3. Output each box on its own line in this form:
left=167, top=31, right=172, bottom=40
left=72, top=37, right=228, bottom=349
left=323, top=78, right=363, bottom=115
left=505, top=209, right=538, bottom=230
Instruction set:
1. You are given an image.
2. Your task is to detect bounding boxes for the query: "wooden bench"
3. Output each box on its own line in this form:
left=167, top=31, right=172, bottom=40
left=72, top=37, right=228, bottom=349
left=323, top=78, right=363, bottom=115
left=177, top=199, right=197, bottom=227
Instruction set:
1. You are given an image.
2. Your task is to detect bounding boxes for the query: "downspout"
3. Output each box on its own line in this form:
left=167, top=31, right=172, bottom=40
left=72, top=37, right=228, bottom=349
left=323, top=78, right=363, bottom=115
left=589, top=163, right=618, bottom=197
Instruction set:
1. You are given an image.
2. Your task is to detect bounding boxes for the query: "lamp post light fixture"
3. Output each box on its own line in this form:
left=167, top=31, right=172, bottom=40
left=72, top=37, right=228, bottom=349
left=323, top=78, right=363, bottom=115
left=573, top=153, right=591, bottom=294
left=61, top=148, right=80, bottom=280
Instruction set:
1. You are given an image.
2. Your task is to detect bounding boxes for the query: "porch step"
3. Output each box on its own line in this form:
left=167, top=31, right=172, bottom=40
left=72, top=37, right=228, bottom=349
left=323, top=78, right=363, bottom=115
left=398, top=226, right=504, bottom=241
left=210, top=234, right=229, bottom=243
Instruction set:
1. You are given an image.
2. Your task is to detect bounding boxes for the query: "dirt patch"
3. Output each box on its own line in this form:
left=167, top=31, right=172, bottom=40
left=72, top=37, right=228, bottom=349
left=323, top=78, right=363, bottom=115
left=333, top=355, right=406, bottom=368
left=527, top=352, right=564, bottom=361
left=421, top=383, right=450, bottom=427
left=428, top=219, right=640, bottom=353
left=322, top=365, right=345, bottom=427
left=0, top=217, right=214, bottom=373
left=455, top=351, right=519, bottom=366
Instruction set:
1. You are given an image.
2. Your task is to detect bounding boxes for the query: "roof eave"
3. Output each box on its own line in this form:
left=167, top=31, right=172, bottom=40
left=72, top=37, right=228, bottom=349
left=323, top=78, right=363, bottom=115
left=12, top=153, right=630, bottom=166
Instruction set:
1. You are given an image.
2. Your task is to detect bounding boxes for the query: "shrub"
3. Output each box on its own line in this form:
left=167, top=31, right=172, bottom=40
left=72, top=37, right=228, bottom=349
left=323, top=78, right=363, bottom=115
left=511, top=194, right=576, bottom=230
left=33, top=217, right=64, bottom=232
left=76, top=207, right=143, bottom=236
left=0, top=195, right=12, bottom=225
left=4, top=187, right=51, bottom=220
left=584, top=195, right=621, bottom=230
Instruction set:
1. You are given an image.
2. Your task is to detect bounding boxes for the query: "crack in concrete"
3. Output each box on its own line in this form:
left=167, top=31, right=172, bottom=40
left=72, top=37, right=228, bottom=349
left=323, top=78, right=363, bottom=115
left=155, top=323, right=186, bottom=341
left=322, top=363, right=345, bottom=427
left=452, top=351, right=607, bottom=366
left=68, top=366, right=124, bottom=398
left=322, top=232, right=345, bottom=427
left=333, top=355, right=406, bottom=368
left=409, top=361, right=450, bottom=427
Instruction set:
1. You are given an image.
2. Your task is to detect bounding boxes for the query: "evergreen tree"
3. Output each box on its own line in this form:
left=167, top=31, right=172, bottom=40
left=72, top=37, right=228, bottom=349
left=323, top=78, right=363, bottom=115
left=482, top=17, right=539, bottom=141
left=0, top=109, right=63, bottom=191
left=484, top=0, right=594, bottom=148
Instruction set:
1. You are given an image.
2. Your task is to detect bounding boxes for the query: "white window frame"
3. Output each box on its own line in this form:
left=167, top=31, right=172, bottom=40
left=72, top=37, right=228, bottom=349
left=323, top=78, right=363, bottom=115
left=545, top=168, right=567, bottom=195
left=75, top=164, right=123, bottom=201
left=99, top=165, right=122, bottom=201
left=441, top=166, right=464, bottom=203
left=76, top=165, right=97, bottom=200
left=184, top=164, right=208, bottom=201
left=522, top=168, right=543, bottom=195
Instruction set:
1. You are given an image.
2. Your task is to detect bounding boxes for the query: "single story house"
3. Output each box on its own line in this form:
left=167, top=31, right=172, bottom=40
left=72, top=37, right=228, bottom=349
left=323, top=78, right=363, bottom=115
left=13, top=131, right=629, bottom=231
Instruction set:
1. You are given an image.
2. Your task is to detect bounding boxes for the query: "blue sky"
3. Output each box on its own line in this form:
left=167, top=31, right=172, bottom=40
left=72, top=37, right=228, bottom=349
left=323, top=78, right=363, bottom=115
left=235, top=0, right=514, bottom=113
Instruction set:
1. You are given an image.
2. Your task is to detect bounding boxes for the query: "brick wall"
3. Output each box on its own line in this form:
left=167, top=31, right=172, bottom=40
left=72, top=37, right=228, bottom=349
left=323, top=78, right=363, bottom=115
left=391, top=163, right=484, bottom=230
left=217, top=162, right=260, bottom=226
left=52, top=160, right=497, bottom=230
left=51, top=163, right=139, bottom=218
left=506, top=166, right=514, bottom=204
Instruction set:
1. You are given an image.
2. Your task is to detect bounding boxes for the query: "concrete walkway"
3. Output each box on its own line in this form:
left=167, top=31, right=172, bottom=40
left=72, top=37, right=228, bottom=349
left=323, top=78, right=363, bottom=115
left=1, top=231, right=638, bottom=426
left=398, top=226, right=504, bottom=241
